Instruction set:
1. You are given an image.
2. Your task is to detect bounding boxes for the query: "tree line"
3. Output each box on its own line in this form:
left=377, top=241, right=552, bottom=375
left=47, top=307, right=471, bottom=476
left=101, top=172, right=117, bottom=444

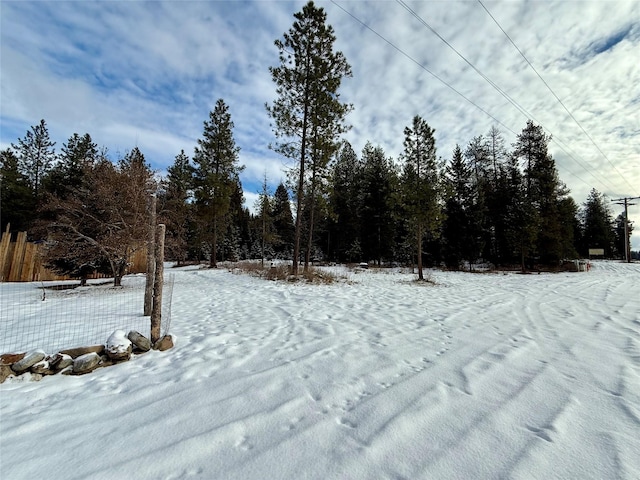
left=0, top=1, right=633, bottom=282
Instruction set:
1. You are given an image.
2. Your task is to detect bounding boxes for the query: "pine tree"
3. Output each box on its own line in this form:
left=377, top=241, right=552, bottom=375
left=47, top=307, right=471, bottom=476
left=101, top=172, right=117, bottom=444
left=442, top=145, right=474, bottom=269
left=512, top=120, right=568, bottom=266
left=255, top=173, right=276, bottom=266
left=580, top=188, right=615, bottom=257
left=267, top=0, right=352, bottom=274
left=485, top=125, right=508, bottom=185
left=401, top=116, right=441, bottom=280
left=272, top=183, right=295, bottom=258
left=613, top=212, right=634, bottom=259
left=1, top=148, right=36, bottom=233
left=360, top=142, right=396, bottom=265
left=161, top=150, right=194, bottom=264
left=501, top=154, right=535, bottom=271
left=193, top=99, right=243, bottom=267
left=44, top=133, right=97, bottom=199
left=484, top=126, right=509, bottom=262
left=328, top=141, right=362, bottom=262
left=11, top=119, right=56, bottom=201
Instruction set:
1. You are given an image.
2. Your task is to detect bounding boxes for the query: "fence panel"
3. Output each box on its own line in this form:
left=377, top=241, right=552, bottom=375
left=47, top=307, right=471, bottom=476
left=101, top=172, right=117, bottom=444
left=0, top=229, right=147, bottom=282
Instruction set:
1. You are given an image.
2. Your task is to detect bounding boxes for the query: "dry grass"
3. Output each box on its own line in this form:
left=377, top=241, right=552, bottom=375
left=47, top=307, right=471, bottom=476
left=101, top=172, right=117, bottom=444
left=228, top=261, right=340, bottom=284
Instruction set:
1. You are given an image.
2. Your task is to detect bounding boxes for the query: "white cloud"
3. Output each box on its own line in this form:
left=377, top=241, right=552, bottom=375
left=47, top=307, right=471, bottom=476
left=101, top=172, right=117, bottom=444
left=1, top=0, right=639, bottom=248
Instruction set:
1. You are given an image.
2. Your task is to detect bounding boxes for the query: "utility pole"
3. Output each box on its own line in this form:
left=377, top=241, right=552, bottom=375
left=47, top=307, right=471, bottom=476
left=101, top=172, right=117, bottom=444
left=611, top=196, right=639, bottom=263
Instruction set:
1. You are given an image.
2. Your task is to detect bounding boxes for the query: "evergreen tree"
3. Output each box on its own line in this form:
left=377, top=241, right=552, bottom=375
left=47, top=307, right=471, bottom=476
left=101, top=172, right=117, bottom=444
left=499, top=154, right=535, bottom=270
left=161, top=150, right=195, bottom=264
left=267, top=0, right=352, bottom=274
left=11, top=119, right=56, bottom=201
left=255, top=173, right=276, bottom=265
left=328, top=141, right=362, bottom=262
left=222, top=177, right=250, bottom=262
left=272, top=183, right=295, bottom=258
left=360, top=142, right=396, bottom=265
left=512, top=121, right=567, bottom=266
left=613, top=212, right=634, bottom=260
left=44, top=133, right=97, bottom=199
left=580, top=188, right=615, bottom=257
left=442, top=145, right=474, bottom=269
left=557, top=196, right=580, bottom=260
left=193, top=99, right=243, bottom=267
left=464, top=136, right=490, bottom=263
left=400, top=116, right=441, bottom=280
left=484, top=126, right=509, bottom=262
left=485, top=125, right=508, bottom=185
left=1, top=148, right=36, bottom=233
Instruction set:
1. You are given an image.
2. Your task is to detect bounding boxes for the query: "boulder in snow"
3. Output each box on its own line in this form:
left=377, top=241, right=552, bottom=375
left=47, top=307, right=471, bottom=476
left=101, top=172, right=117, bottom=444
left=73, top=352, right=101, bottom=374
left=30, top=359, right=52, bottom=375
left=127, top=330, right=151, bottom=352
left=59, top=345, right=105, bottom=358
left=152, top=335, right=175, bottom=351
left=49, top=353, right=73, bottom=371
left=11, top=350, right=46, bottom=374
left=105, top=330, right=133, bottom=361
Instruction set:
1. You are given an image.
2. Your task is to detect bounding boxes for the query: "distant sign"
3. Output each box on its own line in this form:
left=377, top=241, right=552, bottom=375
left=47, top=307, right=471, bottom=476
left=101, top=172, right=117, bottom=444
left=588, top=248, right=605, bottom=256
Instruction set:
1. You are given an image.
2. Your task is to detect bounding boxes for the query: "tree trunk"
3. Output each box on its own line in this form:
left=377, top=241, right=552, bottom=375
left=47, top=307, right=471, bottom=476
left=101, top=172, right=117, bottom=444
left=292, top=107, right=309, bottom=276
left=304, top=179, right=317, bottom=273
left=151, top=224, right=166, bottom=343
left=210, top=214, right=218, bottom=268
left=144, top=194, right=157, bottom=315
left=417, top=223, right=424, bottom=280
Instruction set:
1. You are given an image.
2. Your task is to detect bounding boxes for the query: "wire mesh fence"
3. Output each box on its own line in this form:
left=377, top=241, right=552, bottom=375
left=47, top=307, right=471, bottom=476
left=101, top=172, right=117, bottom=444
left=0, top=274, right=174, bottom=355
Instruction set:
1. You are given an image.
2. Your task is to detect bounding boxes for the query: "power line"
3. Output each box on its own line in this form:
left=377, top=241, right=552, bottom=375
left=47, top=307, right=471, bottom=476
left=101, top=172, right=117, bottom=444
left=332, top=0, right=622, bottom=195
left=329, top=0, right=516, bottom=136
left=477, top=0, right=639, bottom=197
left=393, top=0, right=623, bottom=195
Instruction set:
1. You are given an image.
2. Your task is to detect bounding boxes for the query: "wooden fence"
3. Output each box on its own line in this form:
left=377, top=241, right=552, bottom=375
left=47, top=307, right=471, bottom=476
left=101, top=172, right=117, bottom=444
left=0, top=226, right=147, bottom=282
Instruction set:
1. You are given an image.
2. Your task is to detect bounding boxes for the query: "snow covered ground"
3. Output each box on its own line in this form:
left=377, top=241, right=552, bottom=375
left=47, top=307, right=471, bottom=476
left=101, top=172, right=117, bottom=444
left=1, top=262, right=639, bottom=479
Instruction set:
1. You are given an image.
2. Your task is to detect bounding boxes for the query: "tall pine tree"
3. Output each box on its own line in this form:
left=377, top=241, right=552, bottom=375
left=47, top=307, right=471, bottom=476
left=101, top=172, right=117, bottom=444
left=401, top=116, right=441, bottom=280
left=193, top=99, right=243, bottom=267
left=267, top=0, right=352, bottom=274
left=11, top=119, right=56, bottom=201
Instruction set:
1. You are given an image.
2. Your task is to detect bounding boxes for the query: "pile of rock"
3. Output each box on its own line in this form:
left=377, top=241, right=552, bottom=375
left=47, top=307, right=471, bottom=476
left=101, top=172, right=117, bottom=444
left=0, top=330, right=174, bottom=383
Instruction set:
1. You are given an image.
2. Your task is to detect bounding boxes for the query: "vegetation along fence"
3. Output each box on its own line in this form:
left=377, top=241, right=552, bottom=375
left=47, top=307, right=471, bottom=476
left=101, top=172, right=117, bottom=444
left=0, top=227, right=147, bottom=282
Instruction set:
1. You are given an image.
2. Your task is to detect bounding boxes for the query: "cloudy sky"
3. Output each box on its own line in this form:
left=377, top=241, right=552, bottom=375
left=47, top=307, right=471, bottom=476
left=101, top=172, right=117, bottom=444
left=1, top=0, right=639, bottom=249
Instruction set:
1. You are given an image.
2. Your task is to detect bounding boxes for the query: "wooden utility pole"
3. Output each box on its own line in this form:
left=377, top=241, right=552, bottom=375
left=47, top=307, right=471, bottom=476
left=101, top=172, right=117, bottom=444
left=150, top=223, right=166, bottom=343
left=611, top=196, right=639, bottom=263
left=144, top=194, right=157, bottom=315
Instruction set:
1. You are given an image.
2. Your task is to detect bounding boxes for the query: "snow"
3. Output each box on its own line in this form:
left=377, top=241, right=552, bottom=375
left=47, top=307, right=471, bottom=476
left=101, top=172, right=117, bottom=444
left=1, top=261, right=639, bottom=479
left=106, top=329, right=132, bottom=355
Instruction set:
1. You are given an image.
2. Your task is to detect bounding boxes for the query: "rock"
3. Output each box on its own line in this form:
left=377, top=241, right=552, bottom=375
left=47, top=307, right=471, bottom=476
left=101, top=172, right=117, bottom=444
left=72, top=352, right=101, bottom=374
left=128, top=330, right=151, bottom=352
left=1, top=364, right=15, bottom=383
left=49, top=353, right=73, bottom=371
left=153, top=335, right=174, bottom=351
left=59, top=365, right=73, bottom=375
left=105, top=330, right=133, bottom=361
left=59, top=345, right=105, bottom=358
left=11, top=350, right=46, bottom=374
left=99, top=355, right=114, bottom=368
left=30, top=359, right=52, bottom=375
left=1, top=353, right=26, bottom=365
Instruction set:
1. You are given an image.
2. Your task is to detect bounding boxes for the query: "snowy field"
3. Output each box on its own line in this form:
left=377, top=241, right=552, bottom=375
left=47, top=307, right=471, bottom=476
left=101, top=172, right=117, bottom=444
left=1, top=262, right=639, bottom=479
